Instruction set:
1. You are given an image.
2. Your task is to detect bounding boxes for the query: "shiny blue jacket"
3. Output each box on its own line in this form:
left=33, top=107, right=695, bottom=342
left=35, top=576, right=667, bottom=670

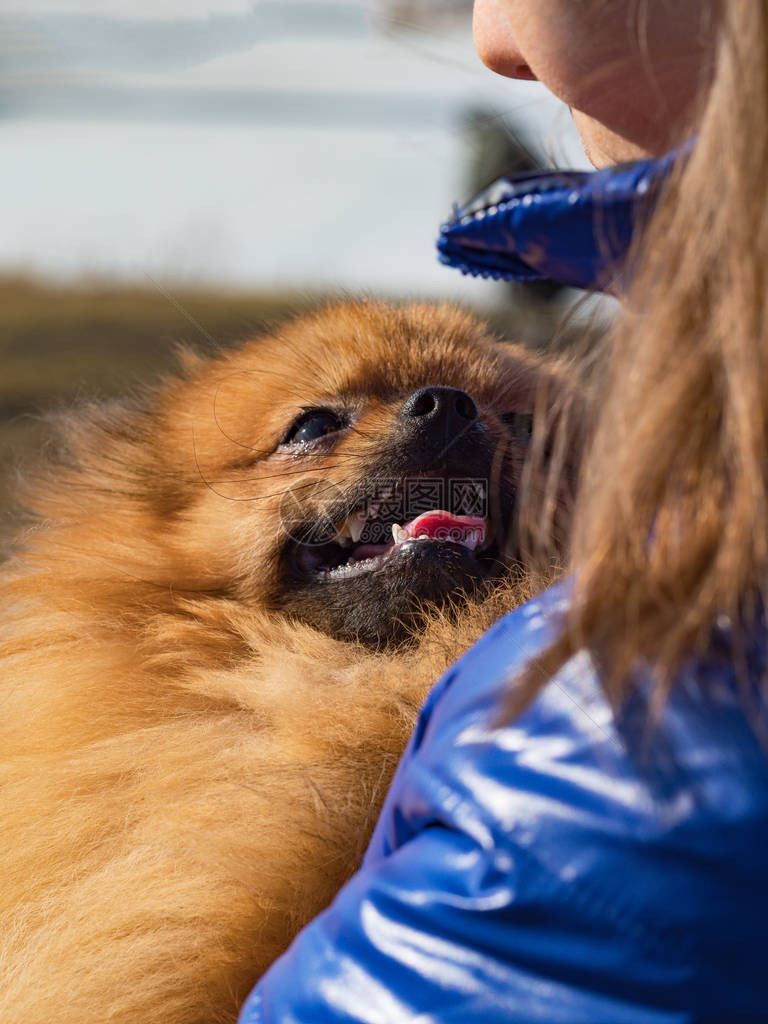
left=239, top=581, right=768, bottom=1023
left=437, top=144, right=689, bottom=290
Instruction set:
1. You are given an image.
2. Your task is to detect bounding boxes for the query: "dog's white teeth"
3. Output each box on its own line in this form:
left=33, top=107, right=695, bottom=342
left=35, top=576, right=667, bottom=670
left=336, top=512, right=366, bottom=543
left=349, top=513, right=366, bottom=543
left=335, top=520, right=353, bottom=542
left=391, top=523, right=407, bottom=545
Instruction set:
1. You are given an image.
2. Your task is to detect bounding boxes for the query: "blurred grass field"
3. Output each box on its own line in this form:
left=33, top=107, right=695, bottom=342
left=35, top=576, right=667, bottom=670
left=0, top=276, right=325, bottom=552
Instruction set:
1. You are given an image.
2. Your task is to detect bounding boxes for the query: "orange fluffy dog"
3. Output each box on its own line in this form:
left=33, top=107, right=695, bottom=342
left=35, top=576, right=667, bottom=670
left=0, top=302, right=582, bottom=1024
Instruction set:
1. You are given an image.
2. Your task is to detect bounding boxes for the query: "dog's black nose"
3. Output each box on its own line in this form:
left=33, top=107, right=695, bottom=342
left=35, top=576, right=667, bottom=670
left=400, top=386, right=478, bottom=446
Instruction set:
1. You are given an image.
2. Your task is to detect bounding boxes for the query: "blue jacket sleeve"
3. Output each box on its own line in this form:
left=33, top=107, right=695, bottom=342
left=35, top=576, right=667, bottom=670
left=239, top=585, right=768, bottom=1024
left=239, top=811, right=692, bottom=1024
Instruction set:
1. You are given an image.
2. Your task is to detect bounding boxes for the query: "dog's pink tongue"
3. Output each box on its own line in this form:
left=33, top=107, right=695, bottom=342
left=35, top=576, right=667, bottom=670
left=400, top=510, right=486, bottom=551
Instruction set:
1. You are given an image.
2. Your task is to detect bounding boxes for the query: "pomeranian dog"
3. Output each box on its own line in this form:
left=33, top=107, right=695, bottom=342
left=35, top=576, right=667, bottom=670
left=0, top=301, right=583, bottom=1024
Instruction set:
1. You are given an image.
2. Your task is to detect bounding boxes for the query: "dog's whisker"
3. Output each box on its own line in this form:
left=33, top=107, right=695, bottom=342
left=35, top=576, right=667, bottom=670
left=229, top=451, right=369, bottom=471
left=212, top=381, right=272, bottom=454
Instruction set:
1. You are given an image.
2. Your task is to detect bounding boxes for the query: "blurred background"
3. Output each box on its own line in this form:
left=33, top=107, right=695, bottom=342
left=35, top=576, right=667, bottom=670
left=0, top=0, right=596, bottom=547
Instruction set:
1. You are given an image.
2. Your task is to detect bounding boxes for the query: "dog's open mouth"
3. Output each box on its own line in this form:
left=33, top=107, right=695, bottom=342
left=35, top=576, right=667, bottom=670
left=279, top=473, right=514, bottom=643
left=292, top=483, right=497, bottom=580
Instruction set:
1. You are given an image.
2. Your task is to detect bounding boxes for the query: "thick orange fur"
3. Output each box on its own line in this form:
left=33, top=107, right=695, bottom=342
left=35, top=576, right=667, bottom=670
left=0, top=302, right=579, bottom=1023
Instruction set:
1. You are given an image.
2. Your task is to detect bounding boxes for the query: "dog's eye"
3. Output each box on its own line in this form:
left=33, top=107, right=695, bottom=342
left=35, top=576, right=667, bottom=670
left=283, top=408, right=345, bottom=446
left=500, top=411, right=533, bottom=441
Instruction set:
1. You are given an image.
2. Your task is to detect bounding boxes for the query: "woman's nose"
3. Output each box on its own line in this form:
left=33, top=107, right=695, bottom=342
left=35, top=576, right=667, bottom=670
left=472, top=0, right=538, bottom=80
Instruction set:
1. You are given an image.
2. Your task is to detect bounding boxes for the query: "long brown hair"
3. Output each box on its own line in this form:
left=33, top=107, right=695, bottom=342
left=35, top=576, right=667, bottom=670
left=522, top=0, right=768, bottom=706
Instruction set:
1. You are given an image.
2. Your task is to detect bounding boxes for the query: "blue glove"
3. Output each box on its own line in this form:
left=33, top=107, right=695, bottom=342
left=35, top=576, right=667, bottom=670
left=436, top=143, right=690, bottom=292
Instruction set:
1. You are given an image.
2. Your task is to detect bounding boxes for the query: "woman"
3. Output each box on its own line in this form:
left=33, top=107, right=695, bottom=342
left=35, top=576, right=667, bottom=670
left=239, top=2, right=768, bottom=1020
